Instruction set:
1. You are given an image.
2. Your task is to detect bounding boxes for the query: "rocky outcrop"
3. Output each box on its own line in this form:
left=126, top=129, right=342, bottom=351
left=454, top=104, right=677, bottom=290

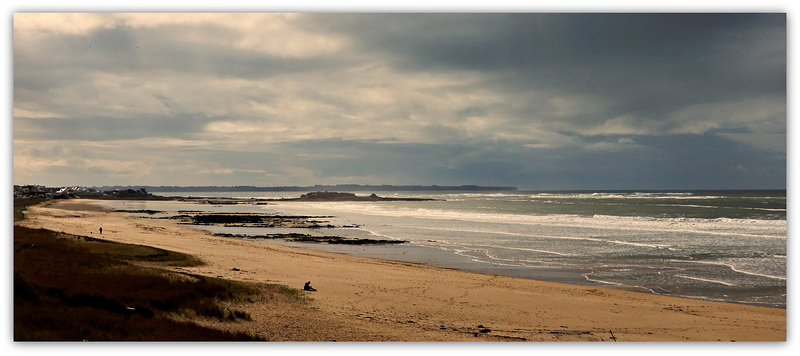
left=292, top=191, right=439, bottom=202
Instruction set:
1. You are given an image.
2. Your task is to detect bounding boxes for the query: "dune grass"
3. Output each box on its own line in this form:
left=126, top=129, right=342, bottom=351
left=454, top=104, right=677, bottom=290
left=13, top=197, right=47, bottom=222
left=13, top=225, right=270, bottom=341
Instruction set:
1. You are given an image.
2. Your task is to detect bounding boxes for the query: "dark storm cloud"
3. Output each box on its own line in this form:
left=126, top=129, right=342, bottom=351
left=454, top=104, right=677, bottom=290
left=305, top=13, right=785, bottom=130
left=308, top=14, right=784, bottom=91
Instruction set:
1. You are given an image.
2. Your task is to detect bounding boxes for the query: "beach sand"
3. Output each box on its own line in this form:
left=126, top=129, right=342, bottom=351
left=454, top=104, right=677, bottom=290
left=16, top=199, right=786, bottom=342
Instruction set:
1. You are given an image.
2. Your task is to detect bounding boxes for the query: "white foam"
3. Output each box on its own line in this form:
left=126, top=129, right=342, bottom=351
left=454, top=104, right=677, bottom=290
left=392, top=223, right=677, bottom=250
left=581, top=273, right=645, bottom=289
left=531, top=192, right=722, bottom=200
left=316, top=201, right=785, bottom=240
left=675, top=259, right=787, bottom=281
left=675, top=274, right=736, bottom=286
left=474, top=244, right=573, bottom=256
left=451, top=248, right=527, bottom=268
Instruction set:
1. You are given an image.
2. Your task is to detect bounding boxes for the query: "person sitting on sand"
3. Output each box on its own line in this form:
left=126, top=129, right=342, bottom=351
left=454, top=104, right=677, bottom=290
left=304, top=281, right=317, bottom=292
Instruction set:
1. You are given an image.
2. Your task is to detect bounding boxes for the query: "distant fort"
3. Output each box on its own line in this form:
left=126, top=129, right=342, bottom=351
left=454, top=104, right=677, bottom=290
left=96, top=184, right=519, bottom=192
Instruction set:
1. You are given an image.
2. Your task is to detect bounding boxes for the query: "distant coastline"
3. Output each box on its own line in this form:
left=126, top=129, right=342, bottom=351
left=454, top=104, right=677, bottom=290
left=93, top=184, right=520, bottom=192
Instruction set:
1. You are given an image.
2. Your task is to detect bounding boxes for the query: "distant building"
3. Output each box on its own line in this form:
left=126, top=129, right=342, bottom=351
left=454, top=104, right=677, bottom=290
left=14, top=185, right=99, bottom=199
left=56, top=186, right=97, bottom=195
left=14, top=185, right=56, bottom=199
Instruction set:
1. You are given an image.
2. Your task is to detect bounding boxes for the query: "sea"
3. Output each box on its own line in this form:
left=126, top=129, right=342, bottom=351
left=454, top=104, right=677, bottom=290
left=94, top=190, right=787, bottom=308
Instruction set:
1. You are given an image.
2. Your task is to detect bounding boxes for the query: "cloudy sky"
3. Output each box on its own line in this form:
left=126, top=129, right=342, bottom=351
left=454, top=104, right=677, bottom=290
left=12, top=11, right=786, bottom=189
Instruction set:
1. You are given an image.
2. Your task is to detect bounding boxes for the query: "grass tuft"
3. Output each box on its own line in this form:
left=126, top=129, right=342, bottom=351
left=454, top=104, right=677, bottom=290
left=14, top=225, right=267, bottom=341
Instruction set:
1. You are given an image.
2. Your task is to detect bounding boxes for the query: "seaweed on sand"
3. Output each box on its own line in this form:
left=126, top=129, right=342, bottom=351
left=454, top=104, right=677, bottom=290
left=215, top=233, right=406, bottom=245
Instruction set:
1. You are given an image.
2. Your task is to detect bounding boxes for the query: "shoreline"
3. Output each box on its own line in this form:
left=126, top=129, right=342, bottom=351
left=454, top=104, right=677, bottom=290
left=16, top=199, right=786, bottom=341
left=250, top=237, right=786, bottom=309
left=260, top=238, right=600, bottom=286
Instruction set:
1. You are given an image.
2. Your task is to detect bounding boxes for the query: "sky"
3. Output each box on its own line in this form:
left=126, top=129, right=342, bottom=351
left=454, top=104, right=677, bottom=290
left=11, top=8, right=788, bottom=190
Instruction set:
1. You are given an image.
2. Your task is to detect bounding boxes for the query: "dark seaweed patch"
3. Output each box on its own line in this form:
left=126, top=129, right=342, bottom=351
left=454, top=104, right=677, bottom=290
left=215, top=233, right=405, bottom=245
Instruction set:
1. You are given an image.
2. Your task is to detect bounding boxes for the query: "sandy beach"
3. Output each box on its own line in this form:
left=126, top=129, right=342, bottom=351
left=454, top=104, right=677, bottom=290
left=16, top=199, right=786, bottom=342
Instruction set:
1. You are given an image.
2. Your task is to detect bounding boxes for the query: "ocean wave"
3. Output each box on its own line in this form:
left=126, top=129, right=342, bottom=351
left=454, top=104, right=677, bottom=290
left=675, top=274, right=736, bottom=286
left=284, top=202, right=785, bottom=241
left=390, top=224, right=682, bottom=252
left=448, top=248, right=534, bottom=268
left=529, top=192, right=723, bottom=200
left=473, top=244, right=574, bottom=256
left=580, top=273, right=644, bottom=289
left=674, top=259, right=786, bottom=281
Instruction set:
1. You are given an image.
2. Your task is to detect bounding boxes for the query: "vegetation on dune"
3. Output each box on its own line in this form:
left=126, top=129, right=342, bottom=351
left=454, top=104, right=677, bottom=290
left=14, top=197, right=48, bottom=222
left=13, top=224, right=275, bottom=341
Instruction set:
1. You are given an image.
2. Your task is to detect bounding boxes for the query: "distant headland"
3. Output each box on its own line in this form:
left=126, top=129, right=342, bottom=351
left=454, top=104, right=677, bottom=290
left=93, top=184, right=519, bottom=192
left=14, top=184, right=517, bottom=201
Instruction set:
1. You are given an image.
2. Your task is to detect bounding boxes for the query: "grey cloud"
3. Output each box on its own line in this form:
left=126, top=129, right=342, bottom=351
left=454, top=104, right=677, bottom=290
left=304, top=14, right=772, bottom=72
left=14, top=114, right=216, bottom=141
left=305, top=13, right=785, bottom=135
left=15, top=22, right=347, bottom=94
left=13, top=13, right=786, bottom=189
left=272, top=134, right=784, bottom=189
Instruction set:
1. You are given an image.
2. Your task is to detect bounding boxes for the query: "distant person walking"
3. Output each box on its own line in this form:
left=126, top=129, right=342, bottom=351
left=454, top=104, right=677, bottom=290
left=99, top=227, right=102, bottom=234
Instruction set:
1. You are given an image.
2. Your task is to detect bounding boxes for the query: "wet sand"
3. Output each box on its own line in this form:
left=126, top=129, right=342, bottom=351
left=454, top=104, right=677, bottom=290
left=16, top=199, right=786, bottom=341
